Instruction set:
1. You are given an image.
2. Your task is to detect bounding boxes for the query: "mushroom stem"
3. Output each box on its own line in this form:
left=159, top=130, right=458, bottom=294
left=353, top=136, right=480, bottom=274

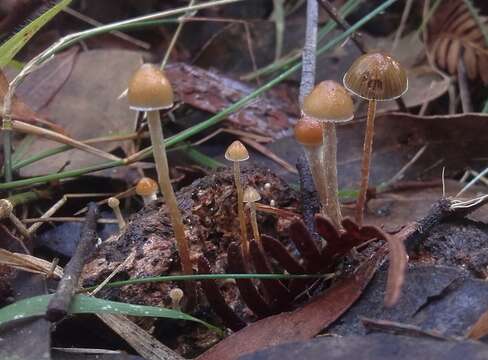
left=233, top=161, right=249, bottom=258
left=248, top=203, right=261, bottom=246
left=108, top=198, right=126, bottom=231
left=303, top=145, right=328, bottom=214
left=142, top=193, right=157, bottom=206
left=322, top=122, right=343, bottom=229
left=146, top=110, right=193, bottom=277
left=355, top=98, right=377, bottom=226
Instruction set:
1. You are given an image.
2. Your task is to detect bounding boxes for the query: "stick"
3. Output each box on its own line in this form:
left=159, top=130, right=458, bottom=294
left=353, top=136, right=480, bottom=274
left=299, top=0, right=319, bottom=105
left=296, top=155, right=321, bottom=241
left=46, top=203, right=99, bottom=321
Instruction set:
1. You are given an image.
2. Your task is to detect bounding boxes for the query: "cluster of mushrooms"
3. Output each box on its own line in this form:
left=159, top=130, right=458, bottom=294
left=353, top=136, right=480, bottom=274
left=110, top=52, right=407, bottom=306
left=295, top=52, right=407, bottom=228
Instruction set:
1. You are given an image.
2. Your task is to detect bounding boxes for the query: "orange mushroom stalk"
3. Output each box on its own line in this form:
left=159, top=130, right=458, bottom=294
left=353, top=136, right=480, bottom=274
left=128, top=64, right=193, bottom=278
left=344, top=53, right=407, bottom=225
left=303, top=81, right=354, bottom=229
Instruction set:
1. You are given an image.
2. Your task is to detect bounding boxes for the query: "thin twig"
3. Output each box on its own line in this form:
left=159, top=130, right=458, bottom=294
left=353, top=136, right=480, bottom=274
left=161, top=0, right=197, bottom=69
left=391, top=0, right=414, bottom=51
left=46, top=203, right=99, bottom=321
left=317, top=0, right=366, bottom=53
left=299, top=0, right=319, bottom=105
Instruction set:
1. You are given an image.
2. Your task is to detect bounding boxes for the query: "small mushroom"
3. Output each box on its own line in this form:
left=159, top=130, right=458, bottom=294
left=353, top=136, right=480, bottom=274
left=169, top=287, right=184, bottom=310
left=243, top=186, right=262, bottom=248
left=107, top=197, right=126, bottom=231
left=128, top=64, right=193, bottom=278
left=303, top=80, right=354, bottom=229
left=225, top=140, right=250, bottom=258
left=294, top=114, right=327, bottom=213
left=135, top=177, right=158, bottom=205
left=344, top=53, right=408, bottom=225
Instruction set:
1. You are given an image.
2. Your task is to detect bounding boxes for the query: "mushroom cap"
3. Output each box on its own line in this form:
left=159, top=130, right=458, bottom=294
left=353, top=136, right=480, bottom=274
left=343, top=52, right=408, bottom=101
left=135, top=177, right=158, bottom=196
left=225, top=140, right=249, bottom=162
left=169, top=288, right=184, bottom=303
left=302, top=80, right=354, bottom=123
left=128, top=64, right=174, bottom=111
left=294, top=115, right=323, bottom=146
left=243, top=186, right=261, bottom=203
left=107, top=197, right=120, bottom=208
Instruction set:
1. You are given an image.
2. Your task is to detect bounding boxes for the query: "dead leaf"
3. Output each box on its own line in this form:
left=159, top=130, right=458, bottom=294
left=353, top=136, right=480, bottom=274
left=427, top=0, right=488, bottom=84
left=15, top=47, right=79, bottom=112
left=467, top=307, right=488, bottom=340
left=197, top=247, right=386, bottom=360
left=18, top=49, right=142, bottom=177
left=165, top=63, right=298, bottom=139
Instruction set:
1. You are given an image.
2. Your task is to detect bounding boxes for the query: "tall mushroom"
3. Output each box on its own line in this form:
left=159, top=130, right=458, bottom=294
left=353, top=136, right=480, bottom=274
left=343, top=53, right=407, bottom=225
left=127, top=64, right=193, bottom=277
left=294, top=115, right=327, bottom=214
left=302, top=81, right=354, bottom=229
left=225, top=140, right=250, bottom=258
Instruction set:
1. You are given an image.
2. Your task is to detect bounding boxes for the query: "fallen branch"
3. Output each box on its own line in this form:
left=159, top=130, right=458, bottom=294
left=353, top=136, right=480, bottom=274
left=46, top=202, right=99, bottom=321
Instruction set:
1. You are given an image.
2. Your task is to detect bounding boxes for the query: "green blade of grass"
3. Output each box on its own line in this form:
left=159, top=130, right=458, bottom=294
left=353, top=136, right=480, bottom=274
left=83, top=273, right=335, bottom=292
left=0, top=0, right=72, bottom=68
left=0, top=294, right=220, bottom=333
left=0, top=0, right=398, bottom=191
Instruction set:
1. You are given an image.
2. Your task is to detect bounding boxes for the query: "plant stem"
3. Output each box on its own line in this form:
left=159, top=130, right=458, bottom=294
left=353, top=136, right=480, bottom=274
left=322, top=122, right=342, bottom=228
left=0, top=0, right=398, bottom=192
left=3, top=127, right=12, bottom=183
left=303, top=145, right=327, bottom=213
left=233, top=161, right=249, bottom=259
left=147, top=111, right=193, bottom=278
left=355, top=99, right=377, bottom=226
left=299, top=0, right=318, bottom=105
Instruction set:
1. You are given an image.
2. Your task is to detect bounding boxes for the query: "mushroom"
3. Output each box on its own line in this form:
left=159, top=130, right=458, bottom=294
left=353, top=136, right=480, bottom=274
left=135, top=177, right=159, bottom=205
left=225, top=140, right=250, bottom=258
left=294, top=114, right=327, bottom=214
left=243, top=186, right=262, bottom=249
left=107, top=197, right=126, bottom=231
left=303, top=80, right=354, bottom=229
left=128, top=64, right=193, bottom=277
left=169, top=287, right=184, bottom=310
left=343, top=53, right=407, bottom=225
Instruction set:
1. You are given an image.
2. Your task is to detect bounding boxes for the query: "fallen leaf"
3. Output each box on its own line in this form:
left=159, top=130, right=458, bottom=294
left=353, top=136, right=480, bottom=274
left=15, top=47, right=79, bottom=112
left=197, top=247, right=386, bottom=360
left=18, top=49, right=142, bottom=177
left=166, top=63, right=298, bottom=139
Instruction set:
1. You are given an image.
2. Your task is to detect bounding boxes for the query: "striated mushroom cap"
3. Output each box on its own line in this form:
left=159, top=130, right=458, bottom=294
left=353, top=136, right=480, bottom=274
left=343, top=52, right=408, bottom=101
left=225, top=140, right=249, bottom=162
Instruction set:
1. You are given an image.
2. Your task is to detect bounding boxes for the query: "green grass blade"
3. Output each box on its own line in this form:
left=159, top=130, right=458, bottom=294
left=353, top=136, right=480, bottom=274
left=0, top=0, right=72, bottom=68
left=0, top=294, right=220, bottom=333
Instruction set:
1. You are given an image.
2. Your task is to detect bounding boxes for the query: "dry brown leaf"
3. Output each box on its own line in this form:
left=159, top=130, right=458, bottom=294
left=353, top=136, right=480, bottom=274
left=197, top=247, right=386, bottom=360
left=467, top=308, right=488, bottom=339
left=427, top=0, right=488, bottom=83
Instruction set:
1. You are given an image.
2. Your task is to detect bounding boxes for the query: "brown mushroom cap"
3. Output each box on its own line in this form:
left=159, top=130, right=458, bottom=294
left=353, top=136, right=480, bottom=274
left=343, top=52, right=408, bottom=101
left=302, top=80, right=354, bottom=123
left=243, top=186, right=261, bottom=203
left=128, top=64, right=174, bottom=111
left=294, top=115, right=323, bottom=146
left=135, top=177, right=158, bottom=197
left=225, top=140, right=249, bottom=162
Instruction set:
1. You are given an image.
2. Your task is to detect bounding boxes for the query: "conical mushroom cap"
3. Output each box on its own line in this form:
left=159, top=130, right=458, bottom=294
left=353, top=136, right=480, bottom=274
left=243, top=186, right=261, bottom=203
left=135, top=177, right=158, bottom=196
left=128, top=64, right=174, bottom=111
left=294, top=115, right=323, bottom=146
left=302, top=81, right=354, bottom=123
left=343, top=53, right=408, bottom=101
left=225, top=141, right=249, bottom=162
left=107, top=197, right=120, bottom=208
